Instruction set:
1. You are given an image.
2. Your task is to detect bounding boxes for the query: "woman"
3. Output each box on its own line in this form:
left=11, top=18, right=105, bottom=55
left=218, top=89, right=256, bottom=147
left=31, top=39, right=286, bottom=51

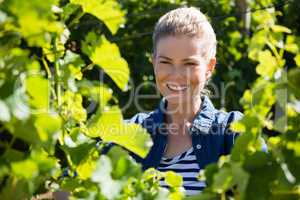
left=107, top=6, right=266, bottom=196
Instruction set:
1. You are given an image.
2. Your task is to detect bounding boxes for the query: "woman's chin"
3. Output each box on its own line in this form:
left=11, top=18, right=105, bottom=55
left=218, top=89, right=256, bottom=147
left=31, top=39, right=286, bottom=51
left=163, top=91, right=201, bottom=106
left=164, top=95, right=190, bottom=104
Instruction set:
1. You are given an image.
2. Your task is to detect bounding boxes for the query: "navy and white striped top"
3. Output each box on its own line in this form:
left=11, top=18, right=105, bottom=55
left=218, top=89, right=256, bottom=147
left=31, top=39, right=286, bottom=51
left=157, top=146, right=206, bottom=196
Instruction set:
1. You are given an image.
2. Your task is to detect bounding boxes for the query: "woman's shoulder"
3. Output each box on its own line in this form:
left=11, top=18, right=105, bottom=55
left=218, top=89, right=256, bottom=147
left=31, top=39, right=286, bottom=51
left=213, top=109, right=244, bottom=127
left=199, top=96, right=243, bottom=127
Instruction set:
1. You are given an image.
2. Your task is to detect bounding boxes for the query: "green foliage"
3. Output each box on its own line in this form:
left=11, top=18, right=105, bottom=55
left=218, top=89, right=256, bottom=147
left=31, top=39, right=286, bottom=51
left=70, top=0, right=126, bottom=35
left=0, top=0, right=299, bottom=199
left=83, top=105, right=152, bottom=158
left=88, top=36, right=130, bottom=91
left=0, top=0, right=160, bottom=199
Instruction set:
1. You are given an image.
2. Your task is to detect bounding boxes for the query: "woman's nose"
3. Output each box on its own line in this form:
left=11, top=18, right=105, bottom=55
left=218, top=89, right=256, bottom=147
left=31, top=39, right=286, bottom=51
left=170, top=65, right=187, bottom=78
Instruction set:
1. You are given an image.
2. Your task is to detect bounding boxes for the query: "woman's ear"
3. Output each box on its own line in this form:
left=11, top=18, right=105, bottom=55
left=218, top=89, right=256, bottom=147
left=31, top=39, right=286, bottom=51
left=206, top=57, right=216, bottom=79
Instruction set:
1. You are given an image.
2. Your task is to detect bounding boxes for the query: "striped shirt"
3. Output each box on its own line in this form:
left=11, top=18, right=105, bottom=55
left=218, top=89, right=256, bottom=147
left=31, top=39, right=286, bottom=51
left=157, top=146, right=206, bottom=196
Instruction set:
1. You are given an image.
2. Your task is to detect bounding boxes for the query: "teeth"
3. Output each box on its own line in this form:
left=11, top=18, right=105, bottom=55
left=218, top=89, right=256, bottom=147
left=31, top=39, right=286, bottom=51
left=167, top=84, right=188, bottom=91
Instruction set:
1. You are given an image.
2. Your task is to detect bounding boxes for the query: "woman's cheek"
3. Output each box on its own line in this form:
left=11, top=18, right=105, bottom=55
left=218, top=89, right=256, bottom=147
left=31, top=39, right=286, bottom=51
left=190, top=68, right=206, bottom=89
left=155, top=65, right=169, bottom=82
left=154, top=67, right=167, bottom=93
left=190, top=68, right=205, bottom=85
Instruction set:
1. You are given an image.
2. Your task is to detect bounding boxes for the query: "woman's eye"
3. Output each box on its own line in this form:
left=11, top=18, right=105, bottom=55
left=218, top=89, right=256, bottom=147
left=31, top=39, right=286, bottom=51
left=185, top=62, right=196, bottom=66
left=160, top=61, right=170, bottom=64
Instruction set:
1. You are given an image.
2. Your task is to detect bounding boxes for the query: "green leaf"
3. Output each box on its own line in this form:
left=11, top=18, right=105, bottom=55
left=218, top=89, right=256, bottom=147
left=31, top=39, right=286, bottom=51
left=142, top=167, right=164, bottom=181
left=165, top=171, right=183, bottom=188
left=85, top=106, right=152, bottom=158
left=271, top=25, right=292, bottom=34
left=60, top=50, right=85, bottom=91
left=61, top=142, right=100, bottom=180
left=6, top=113, right=61, bottom=151
left=288, top=68, right=300, bottom=98
left=248, top=29, right=268, bottom=60
left=0, top=176, right=31, bottom=199
left=252, top=10, right=275, bottom=28
left=77, top=80, right=112, bottom=107
left=61, top=142, right=96, bottom=167
left=107, top=146, right=142, bottom=179
left=69, top=0, right=125, bottom=34
left=11, top=159, right=38, bottom=180
left=2, top=148, right=26, bottom=162
left=26, top=73, right=50, bottom=111
left=76, top=151, right=98, bottom=180
left=282, top=138, right=300, bottom=183
left=231, top=163, right=249, bottom=199
left=204, top=164, right=219, bottom=186
left=61, top=3, right=80, bottom=22
left=230, top=121, right=246, bottom=133
left=30, top=149, right=58, bottom=175
left=0, top=99, right=10, bottom=122
left=81, top=31, right=101, bottom=56
left=285, top=36, right=299, bottom=54
left=60, top=178, right=82, bottom=191
left=231, top=131, right=254, bottom=162
left=90, top=36, right=130, bottom=91
left=183, top=193, right=217, bottom=200
left=294, top=54, right=300, bottom=67
left=6, top=85, right=30, bottom=120
left=243, top=152, right=279, bottom=200
left=169, top=190, right=184, bottom=200
left=256, top=50, right=278, bottom=77
left=212, top=166, right=233, bottom=193
left=7, top=0, right=63, bottom=46
left=7, top=117, right=39, bottom=145
left=43, top=36, right=65, bottom=62
left=286, top=141, right=300, bottom=156
left=34, top=113, right=62, bottom=143
left=92, top=155, right=123, bottom=199
left=61, top=91, right=87, bottom=123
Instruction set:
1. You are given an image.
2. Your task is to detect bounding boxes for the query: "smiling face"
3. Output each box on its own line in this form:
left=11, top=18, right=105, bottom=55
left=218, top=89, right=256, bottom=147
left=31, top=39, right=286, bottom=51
left=152, top=35, right=216, bottom=108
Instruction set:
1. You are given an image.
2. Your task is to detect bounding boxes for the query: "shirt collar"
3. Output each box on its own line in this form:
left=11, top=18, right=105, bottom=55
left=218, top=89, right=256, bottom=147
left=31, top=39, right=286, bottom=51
left=152, top=95, right=216, bottom=135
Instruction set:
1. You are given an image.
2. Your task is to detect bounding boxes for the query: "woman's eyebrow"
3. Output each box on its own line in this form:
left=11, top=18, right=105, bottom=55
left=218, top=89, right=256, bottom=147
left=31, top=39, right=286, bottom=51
left=182, top=57, right=199, bottom=62
left=158, top=55, right=172, bottom=60
left=158, top=55, right=200, bottom=62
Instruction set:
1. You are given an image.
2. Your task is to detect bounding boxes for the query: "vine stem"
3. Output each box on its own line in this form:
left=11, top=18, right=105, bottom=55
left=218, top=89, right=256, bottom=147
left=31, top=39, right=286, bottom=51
left=82, top=63, right=95, bottom=72
left=3, top=135, right=16, bottom=157
left=55, top=61, right=61, bottom=106
left=221, top=192, right=226, bottom=200
left=68, top=11, right=85, bottom=29
left=266, top=39, right=283, bottom=67
left=42, top=56, right=57, bottom=102
left=52, top=35, right=62, bottom=106
left=272, top=189, right=300, bottom=195
left=42, top=57, right=52, bottom=79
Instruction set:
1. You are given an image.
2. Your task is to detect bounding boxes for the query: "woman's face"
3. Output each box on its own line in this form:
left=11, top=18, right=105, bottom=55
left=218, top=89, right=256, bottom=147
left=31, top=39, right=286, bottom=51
left=152, top=35, right=215, bottom=107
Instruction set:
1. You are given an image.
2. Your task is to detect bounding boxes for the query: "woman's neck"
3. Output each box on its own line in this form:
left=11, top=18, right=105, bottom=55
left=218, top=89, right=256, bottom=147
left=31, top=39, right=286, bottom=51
left=165, top=97, right=202, bottom=136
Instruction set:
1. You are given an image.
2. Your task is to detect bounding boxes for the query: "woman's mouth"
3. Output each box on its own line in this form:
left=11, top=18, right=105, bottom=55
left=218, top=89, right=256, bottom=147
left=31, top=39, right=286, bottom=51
left=166, top=83, right=188, bottom=92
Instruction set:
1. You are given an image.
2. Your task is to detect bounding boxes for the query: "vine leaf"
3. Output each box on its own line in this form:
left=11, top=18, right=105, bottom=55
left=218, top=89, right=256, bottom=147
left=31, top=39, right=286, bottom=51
left=70, top=0, right=126, bottom=34
left=90, top=36, right=130, bottom=91
left=84, top=106, right=152, bottom=158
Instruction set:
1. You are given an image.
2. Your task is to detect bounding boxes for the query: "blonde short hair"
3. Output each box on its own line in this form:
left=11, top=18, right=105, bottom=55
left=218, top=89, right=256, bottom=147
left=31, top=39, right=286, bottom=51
left=152, top=7, right=217, bottom=60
